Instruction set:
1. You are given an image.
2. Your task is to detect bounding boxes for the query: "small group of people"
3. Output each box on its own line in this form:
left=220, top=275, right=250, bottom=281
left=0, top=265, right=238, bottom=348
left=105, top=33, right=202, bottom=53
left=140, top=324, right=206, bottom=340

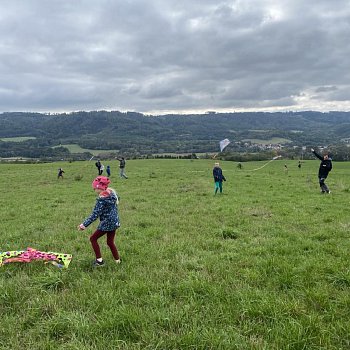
left=80, top=159, right=229, bottom=267
left=95, top=158, right=128, bottom=179
left=75, top=147, right=332, bottom=268
left=212, top=147, right=333, bottom=195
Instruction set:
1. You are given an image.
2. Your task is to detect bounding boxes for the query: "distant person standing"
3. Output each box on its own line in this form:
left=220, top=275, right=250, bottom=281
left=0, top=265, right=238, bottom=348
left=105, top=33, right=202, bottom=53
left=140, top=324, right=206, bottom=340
left=106, top=165, right=111, bottom=177
left=117, top=157, right=128, bottom=179
left=57, top=168, right=65, bottom=179
left=95, top=160, right=102, bottom=175
left=100, top=164, right=105, bottom=175
left=298, top=161, right=302, bottom=169
left=311, top=148, right=333, bottom=194
left=213, top=162, right=226, bottom=195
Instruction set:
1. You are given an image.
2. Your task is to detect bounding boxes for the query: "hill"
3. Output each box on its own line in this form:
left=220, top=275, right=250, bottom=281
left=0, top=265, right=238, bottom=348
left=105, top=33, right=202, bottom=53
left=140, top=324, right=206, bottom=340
left=1, top=110, right=350, bottom=159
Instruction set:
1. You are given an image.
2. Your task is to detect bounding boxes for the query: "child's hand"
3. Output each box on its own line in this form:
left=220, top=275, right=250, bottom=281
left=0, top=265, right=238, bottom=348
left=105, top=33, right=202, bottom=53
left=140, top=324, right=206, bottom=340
left=78, top=224, right=86, bottom=231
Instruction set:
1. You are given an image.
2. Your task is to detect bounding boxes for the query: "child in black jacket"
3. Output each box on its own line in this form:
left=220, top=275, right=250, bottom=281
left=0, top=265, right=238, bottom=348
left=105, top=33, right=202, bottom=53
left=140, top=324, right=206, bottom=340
left=213, top=162, right=226, bottom=194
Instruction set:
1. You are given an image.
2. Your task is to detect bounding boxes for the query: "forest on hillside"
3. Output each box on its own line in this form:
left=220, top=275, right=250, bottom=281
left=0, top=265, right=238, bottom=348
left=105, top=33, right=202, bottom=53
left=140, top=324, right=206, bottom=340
left=1, top=110, right=350, bottom=160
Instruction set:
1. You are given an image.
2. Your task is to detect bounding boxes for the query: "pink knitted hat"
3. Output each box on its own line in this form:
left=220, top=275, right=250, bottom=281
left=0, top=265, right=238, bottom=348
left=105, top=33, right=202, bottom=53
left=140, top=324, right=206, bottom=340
left=92, top=176, right=110, bottom=190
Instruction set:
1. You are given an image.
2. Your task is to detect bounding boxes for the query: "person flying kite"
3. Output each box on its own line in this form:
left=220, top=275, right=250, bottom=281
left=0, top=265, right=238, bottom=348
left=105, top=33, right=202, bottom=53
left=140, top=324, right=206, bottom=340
left=311, top=148, right=332, bottom=193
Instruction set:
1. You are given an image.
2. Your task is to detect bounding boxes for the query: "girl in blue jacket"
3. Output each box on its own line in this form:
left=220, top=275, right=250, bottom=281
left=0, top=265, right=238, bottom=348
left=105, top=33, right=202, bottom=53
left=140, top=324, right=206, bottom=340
left=78, top=176, right=121, bottom=266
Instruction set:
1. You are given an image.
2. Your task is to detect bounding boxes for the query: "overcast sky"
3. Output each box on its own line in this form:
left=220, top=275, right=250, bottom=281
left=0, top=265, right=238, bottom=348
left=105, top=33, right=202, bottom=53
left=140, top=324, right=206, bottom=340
left=1, top=0, right=350, bottom=115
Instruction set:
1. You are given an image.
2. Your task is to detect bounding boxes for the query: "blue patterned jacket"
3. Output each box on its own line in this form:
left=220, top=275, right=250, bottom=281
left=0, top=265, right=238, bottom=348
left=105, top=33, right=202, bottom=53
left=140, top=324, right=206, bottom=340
left=83, top=190, right=120, bottom=231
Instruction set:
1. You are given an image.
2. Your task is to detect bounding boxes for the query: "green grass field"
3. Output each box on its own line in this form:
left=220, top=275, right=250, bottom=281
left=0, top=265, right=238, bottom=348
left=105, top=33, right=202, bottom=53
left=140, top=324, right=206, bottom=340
left=0, top=136, right=37, bottom=142
left=242, top=137, right=292, bottom=145
left=55, top=144, right=118, bottom=155
left=1, top=159, right=350, bottom=349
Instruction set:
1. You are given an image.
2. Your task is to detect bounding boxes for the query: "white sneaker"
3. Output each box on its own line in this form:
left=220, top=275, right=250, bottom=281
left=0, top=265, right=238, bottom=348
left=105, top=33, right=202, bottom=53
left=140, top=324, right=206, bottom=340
left=115, top=259, right=121, bottom=264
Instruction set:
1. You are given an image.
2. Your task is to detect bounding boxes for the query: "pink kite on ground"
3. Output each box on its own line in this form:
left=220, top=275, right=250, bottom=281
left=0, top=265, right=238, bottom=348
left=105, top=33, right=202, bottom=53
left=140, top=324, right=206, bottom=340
left=0, top=247, right=72, bottom=268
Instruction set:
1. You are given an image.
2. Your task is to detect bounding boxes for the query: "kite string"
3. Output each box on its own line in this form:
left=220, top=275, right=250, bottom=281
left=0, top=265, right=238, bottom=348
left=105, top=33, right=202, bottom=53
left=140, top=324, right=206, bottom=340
left=247, top=156, right=281, bottom=172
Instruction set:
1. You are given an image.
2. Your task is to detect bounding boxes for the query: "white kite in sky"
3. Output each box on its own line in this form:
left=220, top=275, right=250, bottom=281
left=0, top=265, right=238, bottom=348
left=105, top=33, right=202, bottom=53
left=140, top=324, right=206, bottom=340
left=219, top=139, right=231, bottom=152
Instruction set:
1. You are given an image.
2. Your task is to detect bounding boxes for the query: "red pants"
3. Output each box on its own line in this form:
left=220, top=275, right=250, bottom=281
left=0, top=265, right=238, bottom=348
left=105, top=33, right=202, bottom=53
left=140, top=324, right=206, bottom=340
left=90, top=229, right=120, bottom=260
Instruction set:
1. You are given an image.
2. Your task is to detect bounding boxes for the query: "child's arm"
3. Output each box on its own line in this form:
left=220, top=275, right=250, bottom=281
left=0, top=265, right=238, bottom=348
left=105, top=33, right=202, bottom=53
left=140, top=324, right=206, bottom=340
left=79, top=200, right=104, bottom=229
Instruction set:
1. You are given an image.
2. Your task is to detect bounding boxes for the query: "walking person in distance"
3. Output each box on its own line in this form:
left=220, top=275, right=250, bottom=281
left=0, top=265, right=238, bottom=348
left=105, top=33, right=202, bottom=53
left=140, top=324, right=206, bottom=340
left=117, top=157, right=128, bottom=179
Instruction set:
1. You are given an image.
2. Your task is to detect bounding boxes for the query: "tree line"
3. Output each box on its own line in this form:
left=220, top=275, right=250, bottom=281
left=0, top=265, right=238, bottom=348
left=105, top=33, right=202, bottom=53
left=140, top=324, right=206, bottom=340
left=1, top=110, right=350, bottom=160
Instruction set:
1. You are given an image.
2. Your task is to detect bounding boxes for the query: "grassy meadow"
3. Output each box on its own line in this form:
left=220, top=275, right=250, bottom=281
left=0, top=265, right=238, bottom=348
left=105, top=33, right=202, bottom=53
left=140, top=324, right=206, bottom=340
left=1, top=158, right=350, bottom=349
left=55, top=144, right=118, bottom=155
left=0, top=136, right=37, bottom=142
left=241, top=137, right=292, bottom=145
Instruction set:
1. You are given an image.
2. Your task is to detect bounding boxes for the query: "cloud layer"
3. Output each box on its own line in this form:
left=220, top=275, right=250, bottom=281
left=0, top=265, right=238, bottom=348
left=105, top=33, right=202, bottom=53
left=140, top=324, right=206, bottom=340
left=1, top=0, right=350, bottom=114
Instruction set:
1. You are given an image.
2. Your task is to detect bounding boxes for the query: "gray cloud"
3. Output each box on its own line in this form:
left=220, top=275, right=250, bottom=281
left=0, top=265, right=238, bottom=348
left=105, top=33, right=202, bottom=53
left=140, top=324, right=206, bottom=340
left=0, top=0, right=350, bottom=113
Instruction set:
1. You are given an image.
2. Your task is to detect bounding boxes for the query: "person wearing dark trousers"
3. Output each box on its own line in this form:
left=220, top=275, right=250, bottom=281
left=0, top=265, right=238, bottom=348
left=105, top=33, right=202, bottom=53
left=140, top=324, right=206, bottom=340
left=117, top=157, right=128, bottom=179
left=57, top=168, right=65, bottom=179
left=78, top=176, right=121, bottom=266
left=311, top=148, right=332, bottom=194
left=95, top=160, right=102, bottom=175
